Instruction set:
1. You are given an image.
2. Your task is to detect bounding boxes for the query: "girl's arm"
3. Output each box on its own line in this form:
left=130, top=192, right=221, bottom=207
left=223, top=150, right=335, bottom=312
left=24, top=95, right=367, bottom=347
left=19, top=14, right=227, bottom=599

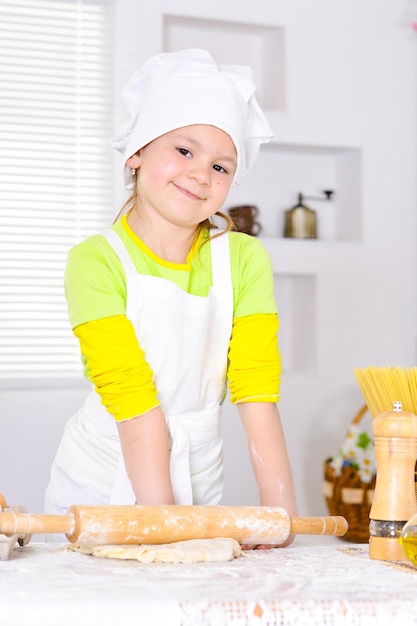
left=117, top=406, right=175, bottom=505
left=237, top=401, right=298, bottom=547
left=74, top=317, right=175, bottom=503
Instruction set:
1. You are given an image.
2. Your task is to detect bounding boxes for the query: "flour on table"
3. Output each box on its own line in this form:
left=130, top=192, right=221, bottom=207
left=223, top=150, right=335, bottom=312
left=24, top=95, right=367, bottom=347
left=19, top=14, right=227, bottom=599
left=69, top=538, right=242, bottom=563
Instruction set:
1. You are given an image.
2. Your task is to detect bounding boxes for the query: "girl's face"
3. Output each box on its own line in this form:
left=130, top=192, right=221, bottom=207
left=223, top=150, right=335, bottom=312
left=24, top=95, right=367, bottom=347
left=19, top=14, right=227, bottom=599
left=127, top=124, right=237, bottom=229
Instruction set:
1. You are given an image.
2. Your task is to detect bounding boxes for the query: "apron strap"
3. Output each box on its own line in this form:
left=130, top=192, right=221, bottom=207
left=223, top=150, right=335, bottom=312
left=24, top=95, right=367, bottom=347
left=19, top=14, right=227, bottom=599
left=209, top=231, right=232, bottom=289
left=102, top=228, right=139, bottom=277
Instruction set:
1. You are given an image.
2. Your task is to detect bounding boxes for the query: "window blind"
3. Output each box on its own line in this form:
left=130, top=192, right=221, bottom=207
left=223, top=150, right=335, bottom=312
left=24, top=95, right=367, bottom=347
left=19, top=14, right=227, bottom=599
left=0, top=0, right=114, bottom=380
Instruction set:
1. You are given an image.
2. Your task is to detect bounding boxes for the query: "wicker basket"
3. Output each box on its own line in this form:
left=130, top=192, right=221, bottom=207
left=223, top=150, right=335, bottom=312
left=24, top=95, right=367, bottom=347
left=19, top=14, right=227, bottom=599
left=323, top=405, right=376, bottom=543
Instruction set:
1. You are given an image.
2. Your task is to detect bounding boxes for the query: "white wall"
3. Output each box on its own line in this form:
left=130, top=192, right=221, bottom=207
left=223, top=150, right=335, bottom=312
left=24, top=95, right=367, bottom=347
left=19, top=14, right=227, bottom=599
left=1, top=0, right=416, bottom=519
left=0, top=383, right=89, bottom=513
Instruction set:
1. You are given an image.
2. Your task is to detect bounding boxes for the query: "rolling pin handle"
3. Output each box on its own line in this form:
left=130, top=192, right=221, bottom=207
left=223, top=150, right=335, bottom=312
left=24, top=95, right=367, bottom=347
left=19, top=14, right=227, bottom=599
left=291, top=515, right=348, bottom=536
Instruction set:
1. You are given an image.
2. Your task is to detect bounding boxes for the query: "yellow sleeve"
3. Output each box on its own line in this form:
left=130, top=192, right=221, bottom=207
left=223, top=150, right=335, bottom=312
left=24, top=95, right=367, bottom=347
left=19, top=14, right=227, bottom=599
left=74, top=315, right=160, bottom=421
left=227, top=313, right=281, bottom=404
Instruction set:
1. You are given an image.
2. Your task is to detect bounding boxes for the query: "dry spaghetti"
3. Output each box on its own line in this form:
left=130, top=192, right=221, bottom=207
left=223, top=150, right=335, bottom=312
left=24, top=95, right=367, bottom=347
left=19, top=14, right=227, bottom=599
left=354, top=366, right=417, bottom=418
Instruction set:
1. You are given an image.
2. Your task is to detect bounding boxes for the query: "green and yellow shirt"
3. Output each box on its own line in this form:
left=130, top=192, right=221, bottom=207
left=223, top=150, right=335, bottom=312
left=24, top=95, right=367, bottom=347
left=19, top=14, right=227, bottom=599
left=65, top=215, right=282, bottom=421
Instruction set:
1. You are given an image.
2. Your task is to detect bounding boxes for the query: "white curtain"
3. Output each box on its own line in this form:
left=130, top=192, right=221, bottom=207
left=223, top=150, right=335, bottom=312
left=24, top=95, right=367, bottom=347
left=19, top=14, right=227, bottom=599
left=0, top=0, right=114, bottom=379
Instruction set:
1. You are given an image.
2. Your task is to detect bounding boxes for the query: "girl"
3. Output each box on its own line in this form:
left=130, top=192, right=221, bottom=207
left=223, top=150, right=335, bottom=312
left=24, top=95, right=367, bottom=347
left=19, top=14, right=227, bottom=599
left=45, top=49, right=297, bottom=547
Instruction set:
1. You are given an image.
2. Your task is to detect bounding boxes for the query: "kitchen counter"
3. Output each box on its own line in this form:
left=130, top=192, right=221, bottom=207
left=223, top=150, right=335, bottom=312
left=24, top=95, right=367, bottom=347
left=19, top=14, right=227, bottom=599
left=2, top=540, right=417, bottom=625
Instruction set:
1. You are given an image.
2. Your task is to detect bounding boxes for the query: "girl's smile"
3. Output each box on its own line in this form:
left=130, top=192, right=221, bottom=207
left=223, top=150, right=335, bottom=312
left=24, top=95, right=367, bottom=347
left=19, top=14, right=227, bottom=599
left=170, top=180, right=205, bottom=201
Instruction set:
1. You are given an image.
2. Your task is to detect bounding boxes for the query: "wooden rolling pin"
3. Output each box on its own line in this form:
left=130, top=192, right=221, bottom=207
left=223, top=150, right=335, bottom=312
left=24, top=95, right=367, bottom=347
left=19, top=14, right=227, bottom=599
left=0, top=504, right=347, bottom=545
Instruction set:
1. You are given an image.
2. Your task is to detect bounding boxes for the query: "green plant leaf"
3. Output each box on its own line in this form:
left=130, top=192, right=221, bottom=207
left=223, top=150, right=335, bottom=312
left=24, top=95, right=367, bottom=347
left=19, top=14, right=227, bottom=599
left=357, top=432, right=372, bottom=449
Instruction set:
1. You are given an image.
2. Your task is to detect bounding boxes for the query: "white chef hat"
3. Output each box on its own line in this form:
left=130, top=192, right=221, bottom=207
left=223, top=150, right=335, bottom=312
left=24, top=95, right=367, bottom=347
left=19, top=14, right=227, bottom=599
left=111, top=48, right=273, bottom=187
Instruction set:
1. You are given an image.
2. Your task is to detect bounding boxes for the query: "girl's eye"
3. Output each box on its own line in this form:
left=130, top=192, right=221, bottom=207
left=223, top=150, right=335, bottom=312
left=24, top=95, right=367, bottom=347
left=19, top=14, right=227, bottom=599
left=177, top=147, right=192, bottom=157
left=213, top=164, right=228, bottom=174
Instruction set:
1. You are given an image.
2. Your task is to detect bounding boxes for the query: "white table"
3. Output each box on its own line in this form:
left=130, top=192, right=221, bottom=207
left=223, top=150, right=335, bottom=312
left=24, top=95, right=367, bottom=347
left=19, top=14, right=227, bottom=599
left=2, top=540, right=417, bottom=625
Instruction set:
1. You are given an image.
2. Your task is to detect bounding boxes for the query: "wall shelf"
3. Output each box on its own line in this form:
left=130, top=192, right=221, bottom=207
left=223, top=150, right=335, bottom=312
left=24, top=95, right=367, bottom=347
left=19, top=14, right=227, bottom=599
left=226, top=142, right=362, bottom=242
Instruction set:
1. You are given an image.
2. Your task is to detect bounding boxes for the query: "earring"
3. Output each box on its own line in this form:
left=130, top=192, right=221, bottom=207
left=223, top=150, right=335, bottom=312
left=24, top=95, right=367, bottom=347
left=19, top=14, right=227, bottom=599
left=126, top=168, right=137, bottom=191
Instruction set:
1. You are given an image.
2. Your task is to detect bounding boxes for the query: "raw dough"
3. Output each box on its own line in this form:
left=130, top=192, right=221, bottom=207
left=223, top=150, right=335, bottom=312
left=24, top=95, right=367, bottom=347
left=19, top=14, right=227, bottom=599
left=69, top=538, right=242, bottom=563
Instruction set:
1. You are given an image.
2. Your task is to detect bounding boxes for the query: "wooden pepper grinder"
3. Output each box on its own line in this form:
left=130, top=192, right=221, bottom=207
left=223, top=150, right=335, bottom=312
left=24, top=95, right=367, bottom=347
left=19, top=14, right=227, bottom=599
left=369, top=401, right=417, bottom=561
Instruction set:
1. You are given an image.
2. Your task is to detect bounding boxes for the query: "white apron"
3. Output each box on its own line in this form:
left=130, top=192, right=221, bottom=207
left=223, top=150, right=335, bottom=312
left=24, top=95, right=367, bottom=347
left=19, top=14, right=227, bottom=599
left=45, top=229, right=233, bottom=514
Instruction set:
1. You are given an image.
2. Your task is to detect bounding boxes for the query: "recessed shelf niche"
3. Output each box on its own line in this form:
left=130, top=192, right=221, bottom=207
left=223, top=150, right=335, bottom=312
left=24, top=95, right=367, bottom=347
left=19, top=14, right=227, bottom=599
left=225, top=143, right=362, bottom=242
left=163, top=14, right=285, bottom=110
left=274, top=273, right=316, bottom=373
